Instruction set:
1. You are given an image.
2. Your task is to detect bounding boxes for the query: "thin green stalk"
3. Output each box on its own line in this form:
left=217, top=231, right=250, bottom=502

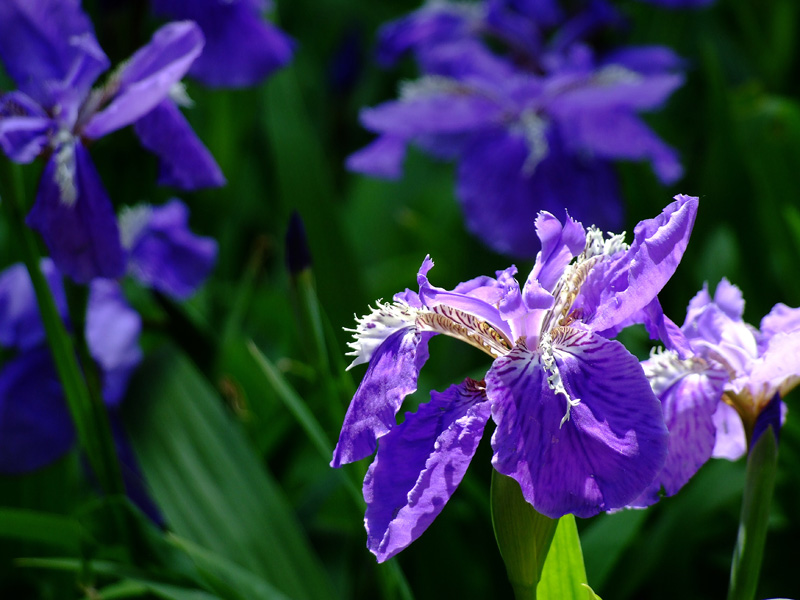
left=727, top=427, right=779, bottom=600
left=0, top=159, right=123, bottom=496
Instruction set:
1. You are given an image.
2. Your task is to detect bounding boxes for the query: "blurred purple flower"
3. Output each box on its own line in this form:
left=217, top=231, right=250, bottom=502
left=332, top=194, right=697, bottom=561
left=0, top=1, right=223, bottom=282
left=347, top=0, right=685, bottom=257
left=150, top=0, right=295, bottom=88
left=631, top=280, right=800, bottom=507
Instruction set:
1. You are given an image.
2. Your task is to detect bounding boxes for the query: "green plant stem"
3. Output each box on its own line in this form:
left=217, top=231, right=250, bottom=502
left=0, top=159, right=124, bottom=496
left=491, top=471, right=558, bottom=600
left=727, top=427, right=779, bottom=600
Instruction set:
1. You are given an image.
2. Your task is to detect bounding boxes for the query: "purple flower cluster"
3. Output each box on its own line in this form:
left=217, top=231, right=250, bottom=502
left=0, top=0, right=293, bottom=283
left=0, top=200, right=215, bottom=480
left=347, top=0, right=687, bottom=257
left=332, top=194, right=697, bottom=561
left=633, top=280, right=800, bottom=506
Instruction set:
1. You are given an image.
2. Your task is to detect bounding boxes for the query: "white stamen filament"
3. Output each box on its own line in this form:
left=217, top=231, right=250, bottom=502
left=53, top=131, right=78, bottom=207
left=540, top=330, right=581, bottom=427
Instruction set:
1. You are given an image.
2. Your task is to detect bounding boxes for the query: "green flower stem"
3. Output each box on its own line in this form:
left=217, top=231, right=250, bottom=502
left=491, top=470, right=558, bottom=600
left=727, top=426, right=779, bottom=600
left=0, top=159, right=124, bottom=496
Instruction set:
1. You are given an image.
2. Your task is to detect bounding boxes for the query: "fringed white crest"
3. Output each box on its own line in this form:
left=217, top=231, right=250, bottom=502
left=344, top=301, right=418, bottom=370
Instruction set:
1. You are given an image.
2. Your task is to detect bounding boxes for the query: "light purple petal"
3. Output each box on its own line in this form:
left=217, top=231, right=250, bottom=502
left=86, top=280, right=142, bottom=406
left=759, top=303, right=800, bottom=341
left=0, top=259, right=67, bottom=351
left=0, top=0, right=108, bottom=106
left=488, top=329, right=668, bottom=517
left=578, top=194, right=698, bottom=333
left=711, top=402, right=746, bottom=460
left=360, top=90, right=501, bottom=138
left=747, top=332, right=800, bottom=400
left=364, top=379, right=491, bottom=561
left=133, top=100, right=225, bottom=190
left=346, top=135, right=408, bottom=180
left=548, top=72, right=684, bottom=114
left=630, top=352, right=726, bottom=507
left=332, top=327, right=431, bottom=467
left=0, top=347, right=75, bottom=473
left=26, top=143, right=125, bottom=283
left=0, top=92, right=52, bottom=163
left=83, top=21, right=203, bottom=138
left=602, top=46, right=685, bottom=76
left=529, top=210, right=586, bottom=292
left=123, top=199, right=218, bottom=299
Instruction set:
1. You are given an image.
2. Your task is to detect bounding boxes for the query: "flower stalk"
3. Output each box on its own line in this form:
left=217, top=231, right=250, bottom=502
left=727, top=426, right=779, bottom=600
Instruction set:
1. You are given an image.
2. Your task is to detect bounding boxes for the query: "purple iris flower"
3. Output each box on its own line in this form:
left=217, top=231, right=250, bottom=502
left=0, top=199, right=215, bottom=489
left=631, top=280, right=800, bottom=507
left=347, top=0, right=685, bottom=258
left=332, top=194, right=697, bottom=561
left=0, top=0, right=224, bottom=283
left=150, top=0, right=295, bottom=88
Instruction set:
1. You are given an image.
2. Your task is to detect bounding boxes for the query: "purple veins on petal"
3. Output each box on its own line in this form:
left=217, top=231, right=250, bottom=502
left=0, top=347, right=75, bottom=474
left=488, top=330, right=668, bottom=518
left=332, top=327, right=431, bottom=467
left=26, top=143, right=125, bottom=283
left=121, top=199, right=218, bottom=299
left=364, top=379, right=491, bottom=562
left=134, top=100, right=225, bottom=190
left=630, top=351, right=727, bottom=508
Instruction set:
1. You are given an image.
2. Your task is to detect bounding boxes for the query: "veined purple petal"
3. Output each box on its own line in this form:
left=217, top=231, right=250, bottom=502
left=346, top=135, right=408, bottom=180
left=456, top=130, right=623, bottom=258
left=364, top=379, right=491, bottom=562
left=529, top=210, right=586, bottom=292
left=0, top=0, right=108, bottom=106
left=557, top=108, right=683, bottom=183
left=550, top=72, right=684, bottom=114
left=86, top=280, right=142, bottom=407
left=134, top=100, right=225, bottom=190
left=83, top=21, right=204, bottom=138
left=26, top=143, right=125, bottom=283
left=332, top=328, right=431, bottom=467
left=630, top=352, right=726, bottom=507
left=488, top=329, right=668, bottom=517
left=122, top=199, right=218, bottom=299
left=579, top=194, right=698, bottom=334
left=0, top=259, right=67, bottom=351
left=0, top=347, right=75, bottom=473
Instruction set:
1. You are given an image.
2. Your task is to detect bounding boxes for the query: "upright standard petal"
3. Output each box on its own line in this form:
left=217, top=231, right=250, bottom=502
left=488, top=329, right=668, bottom=517
left=133, top=100, right=225, bottom=190
left=121, top=199, right=218, bottom=299
left=331, top=327, right=431, bottom=467
left=0, top=348, right=75, bottom=473
left=83, top=22, right=204, bottom=138
left=364, top=379, right=491, bottom=562
left=26, top=143, right=125, bottom=283
left=86, top=280, right=143, bottom=407
left=630, top=351, right=727, bottom=507
left=578, top=194, right=698, bottom=334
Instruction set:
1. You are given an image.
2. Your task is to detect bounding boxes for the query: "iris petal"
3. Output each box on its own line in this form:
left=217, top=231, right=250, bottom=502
left=331, top=327, right=431, bottom=467
left=488, top=329, right=668, bottom=517
left=364, top=379, right=490, bottom=562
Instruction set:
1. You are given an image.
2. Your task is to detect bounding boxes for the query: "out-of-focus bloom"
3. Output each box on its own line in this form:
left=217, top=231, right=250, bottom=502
left=0, top=199, right=215, bottom=489
left=637, top=0, right=715, bottom=8
left=0, top=0, right=223, bottom=282
left=150, top=0, right=295, bottom=88
left=347, top=0, right=685, bottom=257
left=331, top=194, right=697, bottom=561
left=631, top=280, right=800, bottom=507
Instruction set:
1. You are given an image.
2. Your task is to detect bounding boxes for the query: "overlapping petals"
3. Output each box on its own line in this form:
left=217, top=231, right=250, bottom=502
left=333, top=197, right=698, bottom=560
